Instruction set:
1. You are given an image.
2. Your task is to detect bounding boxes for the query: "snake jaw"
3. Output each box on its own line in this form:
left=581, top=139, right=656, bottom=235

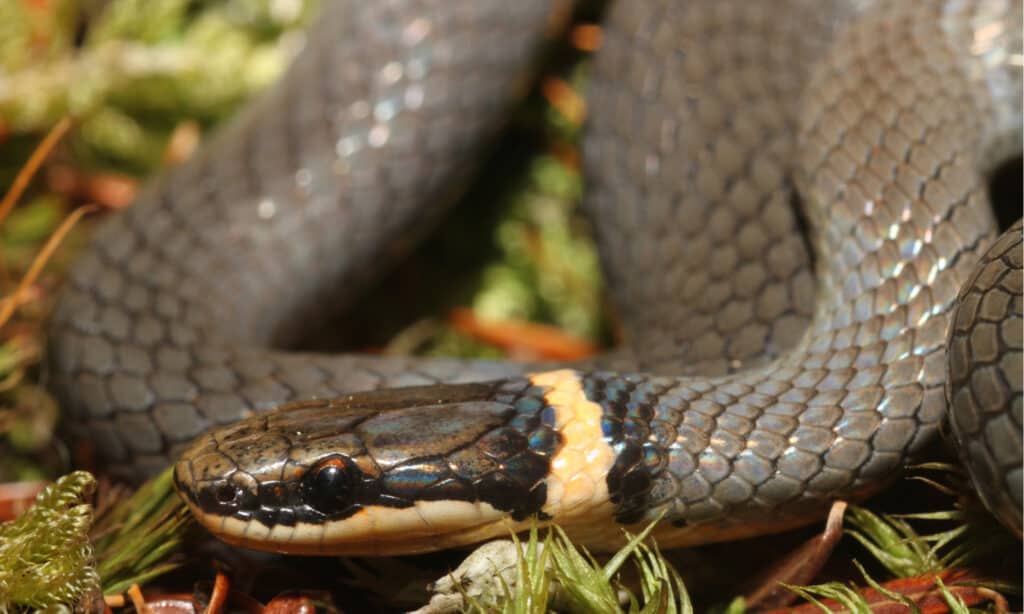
left=190, top=498, right=535, bottom=557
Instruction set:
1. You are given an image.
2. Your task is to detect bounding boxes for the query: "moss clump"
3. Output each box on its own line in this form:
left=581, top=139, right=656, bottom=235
left=0, top=471, right=100, bottom=611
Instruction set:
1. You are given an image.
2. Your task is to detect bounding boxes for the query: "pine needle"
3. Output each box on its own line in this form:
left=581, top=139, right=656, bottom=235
left=92, top=467, right=191, bottom=596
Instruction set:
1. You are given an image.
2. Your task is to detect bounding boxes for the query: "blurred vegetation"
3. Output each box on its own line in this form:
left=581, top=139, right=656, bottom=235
left=0, top=0, right=316, bottom=173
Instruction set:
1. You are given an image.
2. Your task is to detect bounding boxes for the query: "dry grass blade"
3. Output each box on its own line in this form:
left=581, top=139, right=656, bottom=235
left=0, top=203, right=97, bottom=328
left=0, top=117, right=72, bottom=228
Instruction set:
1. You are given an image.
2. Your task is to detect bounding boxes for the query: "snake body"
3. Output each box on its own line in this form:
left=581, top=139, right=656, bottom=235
left=947, top=220, right=1022, bottom=535
left=49, top=0, right=1023, bottom=555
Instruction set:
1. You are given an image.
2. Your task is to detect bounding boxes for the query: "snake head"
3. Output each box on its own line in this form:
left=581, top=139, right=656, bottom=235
left=173, top=376, right=597, bottom=556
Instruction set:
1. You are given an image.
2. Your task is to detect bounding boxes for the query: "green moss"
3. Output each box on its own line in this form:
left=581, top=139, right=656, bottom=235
left=0, top=471, right=100, bottom=611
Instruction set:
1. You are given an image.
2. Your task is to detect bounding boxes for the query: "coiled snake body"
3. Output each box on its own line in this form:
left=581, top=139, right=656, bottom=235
left=49, top=0, right=1023, bottom=555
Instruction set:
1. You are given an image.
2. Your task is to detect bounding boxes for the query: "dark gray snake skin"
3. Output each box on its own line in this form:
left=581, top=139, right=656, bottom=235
left=49, top=0, right=1023, bottom=549
left=947, top=220, right=1022, bottom=536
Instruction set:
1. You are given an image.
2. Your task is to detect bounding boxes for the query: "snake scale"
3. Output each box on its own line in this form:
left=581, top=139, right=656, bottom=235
left=48, top=1, right=1022, bottom=555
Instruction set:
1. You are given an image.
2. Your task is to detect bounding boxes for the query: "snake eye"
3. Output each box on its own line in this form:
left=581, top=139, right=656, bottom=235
left=300, top=455, right=361, bottom=516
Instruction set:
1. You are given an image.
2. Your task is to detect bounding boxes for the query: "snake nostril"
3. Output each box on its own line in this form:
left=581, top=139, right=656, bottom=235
left=215, top=483, right=238, bottom=504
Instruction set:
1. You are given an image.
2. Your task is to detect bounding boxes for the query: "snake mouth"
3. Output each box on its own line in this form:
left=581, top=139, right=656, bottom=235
left=180, top=494, right=528, bottom=556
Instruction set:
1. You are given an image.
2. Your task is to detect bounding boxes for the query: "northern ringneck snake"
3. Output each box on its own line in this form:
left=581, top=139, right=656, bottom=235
left=48, top=0, right=1022, bottom=555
